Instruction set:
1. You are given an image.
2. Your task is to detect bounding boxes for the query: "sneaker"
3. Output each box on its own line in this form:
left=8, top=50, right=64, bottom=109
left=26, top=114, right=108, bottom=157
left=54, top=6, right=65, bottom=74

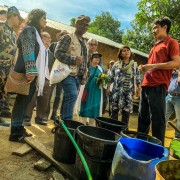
left=9, top=136, right=26, bottom=143
left=0, top=117, right=10, bottom=127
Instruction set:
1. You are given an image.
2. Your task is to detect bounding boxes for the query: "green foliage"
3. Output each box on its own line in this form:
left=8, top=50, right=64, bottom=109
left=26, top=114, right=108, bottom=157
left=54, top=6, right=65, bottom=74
left=122, top=21, right=154, bottom=53
left=96, top=72, right=110, bottom=87
left=70, top=18, right=76, bottom=26
left=69, top=12, right=123, bottom=43
left=122, top=0, right=180, bottom=53
left=88, top=12, right=123, bottom=43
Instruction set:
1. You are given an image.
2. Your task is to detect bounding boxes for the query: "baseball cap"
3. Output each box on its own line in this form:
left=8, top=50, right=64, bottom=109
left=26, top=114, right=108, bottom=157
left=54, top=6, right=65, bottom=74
left=7, top=6, right=23, bottom=20
left=75, top=15, right=90, bottom=24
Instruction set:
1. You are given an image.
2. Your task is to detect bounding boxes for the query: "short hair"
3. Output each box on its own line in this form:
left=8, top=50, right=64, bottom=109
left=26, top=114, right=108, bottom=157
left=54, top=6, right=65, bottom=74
left=153, top=17, right=171, bottom=34
left=87, top=38, right=98, bottom=45
left=0, top=10, right=7, bottom=15
left=41, top=31, right=50, bottom=36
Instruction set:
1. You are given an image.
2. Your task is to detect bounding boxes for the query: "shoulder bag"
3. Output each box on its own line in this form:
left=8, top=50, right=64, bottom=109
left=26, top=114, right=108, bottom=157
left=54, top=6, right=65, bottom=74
left=4, top=47, right=30, bottom=95
left=4, top=69, right=30, bottom=95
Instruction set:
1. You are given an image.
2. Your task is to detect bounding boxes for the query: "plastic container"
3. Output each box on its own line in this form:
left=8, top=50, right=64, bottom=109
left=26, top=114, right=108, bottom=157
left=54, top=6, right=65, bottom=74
left=75, top=125, right=121, bottom=180
left=121, top=130, right=162, bottom=145
left=169, top=139, right=180, bottom=159
left=110, top=137, right=168, bottom=180
left=53, top=120, right=83, bottom=164
left=155, top=160, right=180, bottom=180
left=95, top=117, right=127, bottom=134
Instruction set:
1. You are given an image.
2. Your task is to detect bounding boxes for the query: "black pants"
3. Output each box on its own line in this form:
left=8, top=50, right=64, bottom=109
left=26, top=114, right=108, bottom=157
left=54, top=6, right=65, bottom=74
left=138, top=86, right=166, bottom=145
left=102, top=88, right=108, bottom=114
left=24, top=79, right=52, bottom=120
left=52, top=82, right=62, bottom=117
left=46, top=82, right=63, bottom=118
left=111, top=109, right=130, bottom=125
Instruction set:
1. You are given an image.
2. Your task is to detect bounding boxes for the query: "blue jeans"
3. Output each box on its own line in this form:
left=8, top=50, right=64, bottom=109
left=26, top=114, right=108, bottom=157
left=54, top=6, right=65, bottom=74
left=10, top=78, right=37, bottom=137
left=165, top=94, right=180, bottom=138
left=60, top=75, right=81, bottom=120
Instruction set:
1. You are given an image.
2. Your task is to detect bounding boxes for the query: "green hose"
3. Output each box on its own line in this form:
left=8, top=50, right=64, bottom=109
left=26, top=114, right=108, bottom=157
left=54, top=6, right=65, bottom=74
left=59, top=121, right=93, bottom=180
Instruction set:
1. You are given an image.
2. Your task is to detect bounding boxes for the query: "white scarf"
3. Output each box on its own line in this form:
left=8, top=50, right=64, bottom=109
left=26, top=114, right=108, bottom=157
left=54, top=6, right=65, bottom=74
left=97, top=65, right=103, bottom=117
left=35, top=30, right=49, bottom=96
left=97, top=65, right=103, bottom=73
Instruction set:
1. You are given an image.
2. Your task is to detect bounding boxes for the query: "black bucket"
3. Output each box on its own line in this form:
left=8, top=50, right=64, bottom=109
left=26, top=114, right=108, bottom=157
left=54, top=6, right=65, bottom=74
left=95, top=117, right=127, bottom=134
left=121, top=130, right=162, bottom=145
left=75, top=126, right=121, bottom=180
left=53, top=120, right=83, bottom=164
left=76, top=151, right=112, bottom=180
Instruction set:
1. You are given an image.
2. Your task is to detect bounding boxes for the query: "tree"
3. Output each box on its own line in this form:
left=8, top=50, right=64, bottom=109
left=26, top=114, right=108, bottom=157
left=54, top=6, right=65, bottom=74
left=136, top=0, right=180, bottom=40
left=122, top=0, right=180, bottom=53
left=70, top=18, right=76, bottom=26
left=70, top=12, right=123, bottom=43
left=88, top=12, right=123, bottom=43
left=122, top=21, right=153, bottom=53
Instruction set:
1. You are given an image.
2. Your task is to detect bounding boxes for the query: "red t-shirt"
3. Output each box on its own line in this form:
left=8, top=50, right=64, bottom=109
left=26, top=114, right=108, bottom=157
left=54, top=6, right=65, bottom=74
left=141, top=36, right=179, bottom=90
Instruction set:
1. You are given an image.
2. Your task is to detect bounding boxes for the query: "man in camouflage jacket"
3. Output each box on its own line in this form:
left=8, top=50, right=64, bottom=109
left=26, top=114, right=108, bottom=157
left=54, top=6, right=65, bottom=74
left=0, top=6, right=22, bottom=125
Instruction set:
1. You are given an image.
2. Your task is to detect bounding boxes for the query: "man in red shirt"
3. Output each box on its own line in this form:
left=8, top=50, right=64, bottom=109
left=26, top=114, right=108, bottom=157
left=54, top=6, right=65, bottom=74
left=138, top=17, right=180, bottom=145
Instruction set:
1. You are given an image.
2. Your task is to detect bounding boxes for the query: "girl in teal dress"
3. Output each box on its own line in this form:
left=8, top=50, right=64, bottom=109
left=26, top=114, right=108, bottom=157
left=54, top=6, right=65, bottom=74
left=79, top=52, right=103, bottom=126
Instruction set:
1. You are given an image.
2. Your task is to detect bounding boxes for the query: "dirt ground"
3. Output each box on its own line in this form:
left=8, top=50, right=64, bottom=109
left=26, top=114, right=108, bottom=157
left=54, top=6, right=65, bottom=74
left=0, top=102, right=176, bottom=180
left=0, top=116, right=60, bottom=180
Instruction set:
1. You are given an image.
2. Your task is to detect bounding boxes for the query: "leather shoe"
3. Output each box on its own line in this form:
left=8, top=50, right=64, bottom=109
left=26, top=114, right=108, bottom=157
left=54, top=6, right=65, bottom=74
left=23, top=119, right=31, bottom=126
left=0, top=111, right=11, bottom=118
left=23, top=129, right=32, bottom=137
left=9, top=136, right=26, bottom=143
left=35, top=118, right=47, bottom=125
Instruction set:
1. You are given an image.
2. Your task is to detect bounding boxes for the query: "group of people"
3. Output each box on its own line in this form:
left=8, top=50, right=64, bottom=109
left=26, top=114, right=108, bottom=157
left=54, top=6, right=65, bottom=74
left=0, top=6, right=180, bottom=146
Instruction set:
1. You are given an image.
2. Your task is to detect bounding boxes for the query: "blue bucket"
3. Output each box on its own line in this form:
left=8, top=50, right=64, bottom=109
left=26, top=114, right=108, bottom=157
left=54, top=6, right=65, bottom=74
left=110, top=137, right=169, bottom=180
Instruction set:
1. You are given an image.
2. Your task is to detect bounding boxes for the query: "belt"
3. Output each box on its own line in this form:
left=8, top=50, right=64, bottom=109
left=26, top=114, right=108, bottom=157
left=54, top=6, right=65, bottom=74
left=170, top=93, right=180, bottom=96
